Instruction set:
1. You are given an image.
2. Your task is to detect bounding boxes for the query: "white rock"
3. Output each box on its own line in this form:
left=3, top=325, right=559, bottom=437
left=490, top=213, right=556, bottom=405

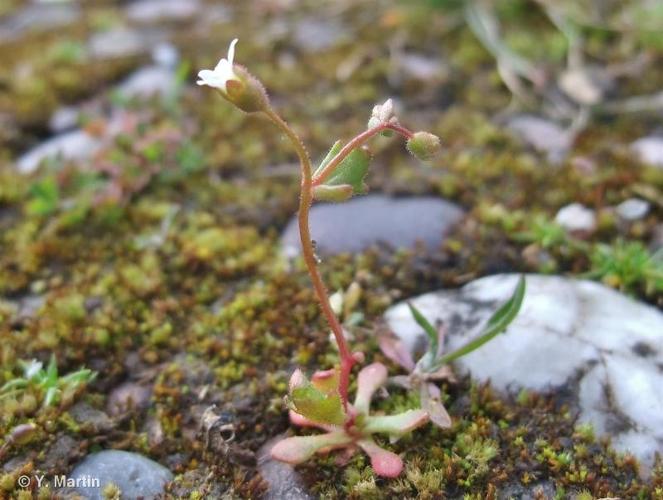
left=126, top=0, right=200, bottom=23
left=49, top=106, right=80, bottom=133
left=152, top=42, right=179, bottom=69
left=616, top=198, right=650, bottom=221
left=88, top=28, right=149, bottom=59
left=384, top=274, right=663, bottom=474
left=631, top=136, right=663, bottom=169
left=506, top=115, right=573, bottom=164
left=116, top=66, right=176, bottom=99
left=555, top=203, right=596, bottom=232
left=17, top=130, right=101, bottom=174
left=397, top=53, right=448, bottom=83
left=558, top=68, right=603, bottom=106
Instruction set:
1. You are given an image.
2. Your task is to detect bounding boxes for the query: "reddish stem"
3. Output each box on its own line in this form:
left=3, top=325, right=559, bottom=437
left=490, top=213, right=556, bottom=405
left=312, top=122, right=414, bottom=187
left=265, top=108, right=356, bottom=409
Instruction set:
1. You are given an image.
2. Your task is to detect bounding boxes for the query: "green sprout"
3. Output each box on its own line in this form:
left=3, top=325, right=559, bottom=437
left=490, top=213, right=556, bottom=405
left=512, top=214, right=568, bottom=249
left=585, top=240, right=663, bottom=295
left=0, top=355, right=96, bottom=408
left=380, top=276, right=526, bottom=428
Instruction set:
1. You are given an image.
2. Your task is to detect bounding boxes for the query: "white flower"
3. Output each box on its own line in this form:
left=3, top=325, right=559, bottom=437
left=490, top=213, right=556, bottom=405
left=197, top=38, right=240, bottom=93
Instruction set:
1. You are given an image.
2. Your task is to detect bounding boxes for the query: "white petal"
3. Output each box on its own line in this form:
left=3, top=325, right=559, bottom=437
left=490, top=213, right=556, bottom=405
left=197, top=70, right=225, bottom=89
left=227, top=38, right=238, bottom=65
left=213, top=57, right=228, bottom=73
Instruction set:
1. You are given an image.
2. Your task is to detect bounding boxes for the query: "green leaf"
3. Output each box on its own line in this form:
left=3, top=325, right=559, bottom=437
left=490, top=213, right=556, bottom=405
left=324, top=148, right=370, bottom=195
left=0, top=379, right=28, bottom=392
left=289, top=384, right=345, bottom=426
left=313, top=140, right=343, bottom=177
left=26, top=177, right=59, bottom=216
left=408, top=302, right=439, bottom=360
left=432, top=275, right=526, bottom=368
left=46, top=354, right=58, bottom=385
left=312, top=184, right=353, bottom=203
left=43, top=386, right=60, bottom=407
left=60, top=369, right=96, bottom=387
left=314, top=141, right=370, bottom=196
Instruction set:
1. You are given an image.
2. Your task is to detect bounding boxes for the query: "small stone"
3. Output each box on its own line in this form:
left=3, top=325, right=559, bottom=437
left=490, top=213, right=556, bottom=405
left=126, top=0, right=200, bottom=23
left=616, top=198, right=650, bottom=221
left=49, top=106, right=80, bottom=133
left=107, top=382, right=152, bottom=416
left=88, top=28, right=152, bottom=60
left=17, top=130, right=101, bottom=174
left=558, top=68, right=606, bottom=106
left=258, top=438, right=313, bottom=500
left=651, top=224, right=663, bottom=252
left=384, top=274, right=663, bottom=474
left=292, top=18, right=348, bottom=53
left=506, top=115, right=573, bottom=164
left=631, top=136, right=663, bottom=168
left=17, top=294, right=45, bottom=321
left=0, top=4, right=80, bottom=41
left=554, top=203, right=596, bottom=233
left=152, top=42, right=179, bottom=69
left=115, top=66, right=176, bottom=99
left=397, top=53, right=448, bottom=83
left=67, top=450, right=172, bottom=500
left=280, top=195, right=464, bottom=257
left=69, top=403, right=113, bottom=433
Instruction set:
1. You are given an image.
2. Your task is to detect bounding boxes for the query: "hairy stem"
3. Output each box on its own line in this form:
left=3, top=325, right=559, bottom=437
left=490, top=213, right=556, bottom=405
left=264, top=108, right=356, bottom=408
left=312, top=122, right=414, bottom=186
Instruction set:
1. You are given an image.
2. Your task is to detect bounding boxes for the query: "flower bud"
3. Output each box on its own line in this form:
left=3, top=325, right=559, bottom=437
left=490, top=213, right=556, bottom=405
left=367, top=98, right=397, bottom=136
left=406, top=131, right=441, bottom=161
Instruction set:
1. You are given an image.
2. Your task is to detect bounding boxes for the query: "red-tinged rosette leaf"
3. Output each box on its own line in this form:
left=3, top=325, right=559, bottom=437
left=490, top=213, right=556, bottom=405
left=270, top=432, right=353, bottom=464
left=311, top=367, right=340, bottom=395
left=363, top=409, right=429, bottom=438
left=354, top=362, right=388, bottom=414
left=357, top=439, right=403, bottom=478
left=377, top=329, right=416, bottom=372
left=420, top=383, right=451, bottom=429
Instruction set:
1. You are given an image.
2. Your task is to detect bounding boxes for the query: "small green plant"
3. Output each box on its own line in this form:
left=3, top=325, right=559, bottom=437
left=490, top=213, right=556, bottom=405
left=26, top=177, right=59, bottom=217
left=379, top=276, right=526, bottom=428
left=198, top=38, right=525, bottom=477
left=586, top=240, right=663, bottom=295
left=513, top=214, right=568, bottom=249
left=0, top=355, right=95, bottom=408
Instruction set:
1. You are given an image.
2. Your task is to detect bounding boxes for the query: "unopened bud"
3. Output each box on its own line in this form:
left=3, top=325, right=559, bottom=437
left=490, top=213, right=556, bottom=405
left=368, top=98, right=397, bottom=135
left=406, top=131, right=441, bottom=161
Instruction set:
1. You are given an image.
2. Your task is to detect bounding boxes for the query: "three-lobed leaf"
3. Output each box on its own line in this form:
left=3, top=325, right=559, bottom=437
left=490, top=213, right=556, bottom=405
left=289, top=384, right=345, bottom=426
left=313, top=141, right=370, bottom=198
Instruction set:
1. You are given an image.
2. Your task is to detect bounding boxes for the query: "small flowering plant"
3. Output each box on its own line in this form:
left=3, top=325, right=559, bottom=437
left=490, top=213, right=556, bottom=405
left=199, top=39, right=524, bottom=477
left=379, top=276, right=526, bottom=429
left=271, top=363, right=428, bottom=477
